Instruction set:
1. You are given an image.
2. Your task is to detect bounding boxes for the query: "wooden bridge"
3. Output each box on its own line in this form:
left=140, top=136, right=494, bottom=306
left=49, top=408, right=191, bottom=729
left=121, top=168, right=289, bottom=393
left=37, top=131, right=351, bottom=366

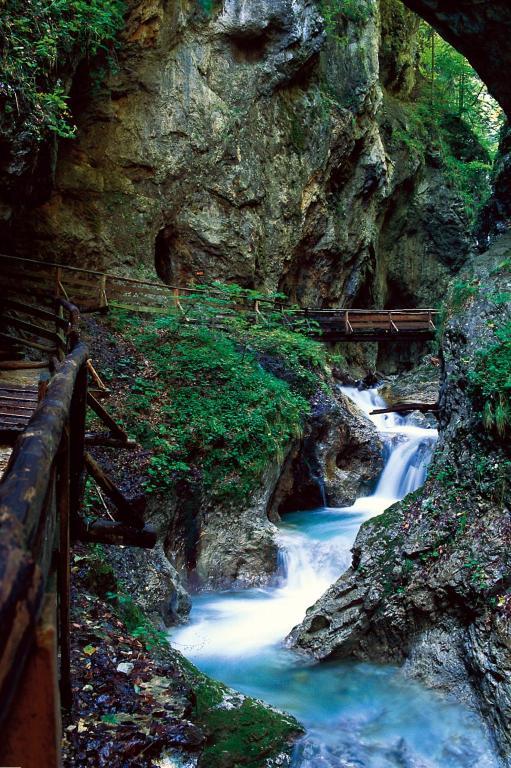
left=0, top=254, right=438, bottom=343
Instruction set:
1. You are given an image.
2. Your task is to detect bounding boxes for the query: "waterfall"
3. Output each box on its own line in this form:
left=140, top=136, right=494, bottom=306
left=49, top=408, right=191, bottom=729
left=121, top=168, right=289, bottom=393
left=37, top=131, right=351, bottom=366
left=170, top=388, right=498, bottom=768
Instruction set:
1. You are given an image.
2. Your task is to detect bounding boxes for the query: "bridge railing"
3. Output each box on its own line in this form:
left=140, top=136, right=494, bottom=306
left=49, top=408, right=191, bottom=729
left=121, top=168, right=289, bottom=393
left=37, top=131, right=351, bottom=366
left=0, top=254, right=439, bottom=339
left=0, top=333, right=88, bottom=764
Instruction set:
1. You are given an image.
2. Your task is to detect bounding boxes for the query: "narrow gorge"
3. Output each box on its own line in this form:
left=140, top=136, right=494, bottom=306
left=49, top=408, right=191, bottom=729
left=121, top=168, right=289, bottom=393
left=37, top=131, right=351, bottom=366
left=0, top=1, right=511, bottom=767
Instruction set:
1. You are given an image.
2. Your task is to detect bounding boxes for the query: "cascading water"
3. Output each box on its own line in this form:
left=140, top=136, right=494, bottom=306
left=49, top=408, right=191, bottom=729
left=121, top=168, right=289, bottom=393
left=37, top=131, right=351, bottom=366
left=171, top=388, right=498, bottom=767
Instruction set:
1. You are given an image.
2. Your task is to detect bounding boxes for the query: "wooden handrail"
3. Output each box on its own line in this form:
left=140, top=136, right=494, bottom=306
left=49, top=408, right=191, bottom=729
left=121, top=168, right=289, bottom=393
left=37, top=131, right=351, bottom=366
left=0, top=253, right=279, bottom=304
left=0, top=254, right=442, bottom=320
left=0, top=342, right=88, bottom=731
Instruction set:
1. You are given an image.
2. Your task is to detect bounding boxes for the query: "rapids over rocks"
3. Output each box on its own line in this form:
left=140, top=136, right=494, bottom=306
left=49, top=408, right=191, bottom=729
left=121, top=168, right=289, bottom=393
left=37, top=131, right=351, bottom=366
left=171, top=388, right=498, bottom=767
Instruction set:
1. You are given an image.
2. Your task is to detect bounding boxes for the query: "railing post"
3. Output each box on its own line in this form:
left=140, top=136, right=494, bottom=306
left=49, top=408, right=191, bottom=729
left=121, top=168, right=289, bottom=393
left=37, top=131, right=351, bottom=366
left=55, top=267, right=62, bottom=300
left=99, top=275, right=108, bottom=313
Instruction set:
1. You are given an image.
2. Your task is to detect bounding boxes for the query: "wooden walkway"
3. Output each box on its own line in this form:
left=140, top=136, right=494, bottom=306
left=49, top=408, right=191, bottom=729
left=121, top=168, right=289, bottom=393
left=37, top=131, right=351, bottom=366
left=0, top=292, right=156, bottom=767
left=0, top=254, right=438, bottom=343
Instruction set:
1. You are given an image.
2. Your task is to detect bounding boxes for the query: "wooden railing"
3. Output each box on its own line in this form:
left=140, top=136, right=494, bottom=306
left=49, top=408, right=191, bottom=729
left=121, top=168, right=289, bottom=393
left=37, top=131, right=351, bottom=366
left=0, top=338, right=88, bottom=764
left=0, top=253, right=438, bottom=342
left=0, top=289, right=156, bottom=766
left=293, top=308, right=438, bottom=341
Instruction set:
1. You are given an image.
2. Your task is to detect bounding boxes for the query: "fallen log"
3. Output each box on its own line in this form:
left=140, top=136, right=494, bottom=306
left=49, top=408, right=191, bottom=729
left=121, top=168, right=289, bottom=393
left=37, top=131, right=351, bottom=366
left=77, top=520, right=157, bottom=548
left=370, top=401, right=439, bottom=415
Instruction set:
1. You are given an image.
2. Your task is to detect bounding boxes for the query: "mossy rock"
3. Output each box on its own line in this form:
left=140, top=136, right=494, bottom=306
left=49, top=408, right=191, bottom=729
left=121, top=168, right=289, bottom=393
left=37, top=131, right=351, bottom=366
left=177, top=656, right=303, bottom=768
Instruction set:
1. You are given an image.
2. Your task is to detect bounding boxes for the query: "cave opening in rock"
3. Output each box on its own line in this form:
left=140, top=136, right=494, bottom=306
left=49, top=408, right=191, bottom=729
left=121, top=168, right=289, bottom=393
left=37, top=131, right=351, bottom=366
left=154, top=226, right=176, bottom=284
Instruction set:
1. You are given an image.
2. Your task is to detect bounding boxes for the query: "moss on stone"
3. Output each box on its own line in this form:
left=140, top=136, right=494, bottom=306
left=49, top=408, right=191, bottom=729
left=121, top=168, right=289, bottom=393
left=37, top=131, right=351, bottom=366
left=177, top=656, right=303, bottom=768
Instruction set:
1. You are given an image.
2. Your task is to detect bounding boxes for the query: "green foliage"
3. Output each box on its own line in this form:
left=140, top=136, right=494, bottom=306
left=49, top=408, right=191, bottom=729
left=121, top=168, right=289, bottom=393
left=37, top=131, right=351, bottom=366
left=320, top=0, right=373, bottom=40
left=0, top=0, right=125, bottom=140
left=392, top=22, right=503, bottom=227
left=106, top=590, right=168, bottom=651
left=417, top=23, right=503, bottom=158
left=178, top=662, right=302, bottom=768
left=448, top=278, right=479, bottom=313
left=470, top=323, right=511, bottom=437
left=111, top=293, right=325, bottom=502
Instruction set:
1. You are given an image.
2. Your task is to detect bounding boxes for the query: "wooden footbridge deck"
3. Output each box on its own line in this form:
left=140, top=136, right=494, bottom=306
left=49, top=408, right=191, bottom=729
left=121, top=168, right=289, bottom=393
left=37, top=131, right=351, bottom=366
left=0, top=252, right=438, bottom=766
left=0, top=254, right=438, bottom=343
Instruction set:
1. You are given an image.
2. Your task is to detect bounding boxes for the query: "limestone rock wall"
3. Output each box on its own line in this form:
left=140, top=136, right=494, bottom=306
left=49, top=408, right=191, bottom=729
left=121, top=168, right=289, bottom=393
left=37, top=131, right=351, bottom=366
left=2, top=0, right=472, bottom=314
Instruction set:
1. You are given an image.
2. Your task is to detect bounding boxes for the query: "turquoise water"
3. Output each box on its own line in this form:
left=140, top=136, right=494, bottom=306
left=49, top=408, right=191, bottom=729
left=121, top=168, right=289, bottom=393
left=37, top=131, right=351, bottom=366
left=170, top=390, right=499, bottom=767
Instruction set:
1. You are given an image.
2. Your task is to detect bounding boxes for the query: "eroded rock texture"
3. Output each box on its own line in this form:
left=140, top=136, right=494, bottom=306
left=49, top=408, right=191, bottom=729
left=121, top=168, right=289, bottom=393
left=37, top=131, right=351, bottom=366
left=290, top=232, right=511, bottom=761
left=2, top=0, right=471, bottom=314
left=271, top=388, right=384, bottom=514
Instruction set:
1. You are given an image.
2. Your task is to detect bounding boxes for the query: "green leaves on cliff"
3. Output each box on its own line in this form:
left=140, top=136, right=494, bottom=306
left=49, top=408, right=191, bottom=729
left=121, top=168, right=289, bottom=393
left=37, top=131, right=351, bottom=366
left=0, top=0, right=125, bottom=140
left=470, top=323, right=511, bottom=437
left=418, top=24, right=503, bottom=158
left=110, top=298, right=325, bottom=502
left=320, top=0, right=373, bottom=39
left=407, top=22, right=504, bottom=226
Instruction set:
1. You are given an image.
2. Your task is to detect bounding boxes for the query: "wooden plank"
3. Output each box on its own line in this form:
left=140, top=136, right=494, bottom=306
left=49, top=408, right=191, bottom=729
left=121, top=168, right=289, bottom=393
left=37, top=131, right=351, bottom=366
left=0, top=298, right=68, bottom=329
left=0, top=331, right=56, bottom=355
left=370, top=402, right=439, bottom=415
left=59, top=274, right=102, bottom=289
left=0, top=360, right=49, bottom=370
left=0, top=412, right=32, bottom=422
left=0, top=393, right=38, bottom=403
left=85, top=433, right=137, bottom=449
left=108, top=302, right=170, bottom=314
left=0, top=404, right=35, bottom=415
left=1, top=314, right=62, bottom=344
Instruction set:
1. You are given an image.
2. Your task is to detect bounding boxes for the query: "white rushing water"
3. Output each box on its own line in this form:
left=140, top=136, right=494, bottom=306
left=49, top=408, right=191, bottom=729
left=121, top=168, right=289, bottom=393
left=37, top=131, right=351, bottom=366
left=171, top=388, right=498, bottom=767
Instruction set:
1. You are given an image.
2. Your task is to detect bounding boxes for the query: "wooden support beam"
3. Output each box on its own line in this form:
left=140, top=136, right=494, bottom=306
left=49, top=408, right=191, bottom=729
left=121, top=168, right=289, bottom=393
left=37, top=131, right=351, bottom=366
left=77, top=519, right=157, bottom=548
left=84, top=452, right=146, bottom=527
left=87, top=392, right=129, bottom=442
left=57, top=428, right=72, bottom=710
left=370, top=402, right=439, bottom=415
left=85, top=432, right=138, bottom=449
left=87, top=359, right=108, bottom=393
left=0, top=360, right=49, bottom=370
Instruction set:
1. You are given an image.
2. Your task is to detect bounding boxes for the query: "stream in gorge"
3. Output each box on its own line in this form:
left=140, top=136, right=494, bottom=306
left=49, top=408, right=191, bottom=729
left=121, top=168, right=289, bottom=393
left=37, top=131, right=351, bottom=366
left=171, top=388, right=499, bottom=767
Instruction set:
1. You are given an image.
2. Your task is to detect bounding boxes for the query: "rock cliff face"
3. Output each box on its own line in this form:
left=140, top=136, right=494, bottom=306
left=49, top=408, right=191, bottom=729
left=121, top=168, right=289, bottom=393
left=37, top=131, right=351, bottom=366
left=289, top=233, right=511, bottom=762
left=2, top=0, right=471, bottom=315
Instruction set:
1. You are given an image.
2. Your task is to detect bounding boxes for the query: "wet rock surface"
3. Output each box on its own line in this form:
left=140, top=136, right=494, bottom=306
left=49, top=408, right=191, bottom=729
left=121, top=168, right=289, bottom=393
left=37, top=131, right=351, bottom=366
left=271, top=387, right=384, bottom=514
left=289, top=233, right=511, bottom=762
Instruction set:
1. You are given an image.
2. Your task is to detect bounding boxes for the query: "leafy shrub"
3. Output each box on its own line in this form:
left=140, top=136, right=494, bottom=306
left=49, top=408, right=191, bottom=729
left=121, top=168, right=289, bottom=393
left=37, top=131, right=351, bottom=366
left=470, top=323, right=511, bottom=437
left=320, top=0, right=373, bottom=39
left=111, top=294, right=325, bottom=503
left=0, top=0, right=125, bottom=140
left=448, top=278, right=479, bottom=313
